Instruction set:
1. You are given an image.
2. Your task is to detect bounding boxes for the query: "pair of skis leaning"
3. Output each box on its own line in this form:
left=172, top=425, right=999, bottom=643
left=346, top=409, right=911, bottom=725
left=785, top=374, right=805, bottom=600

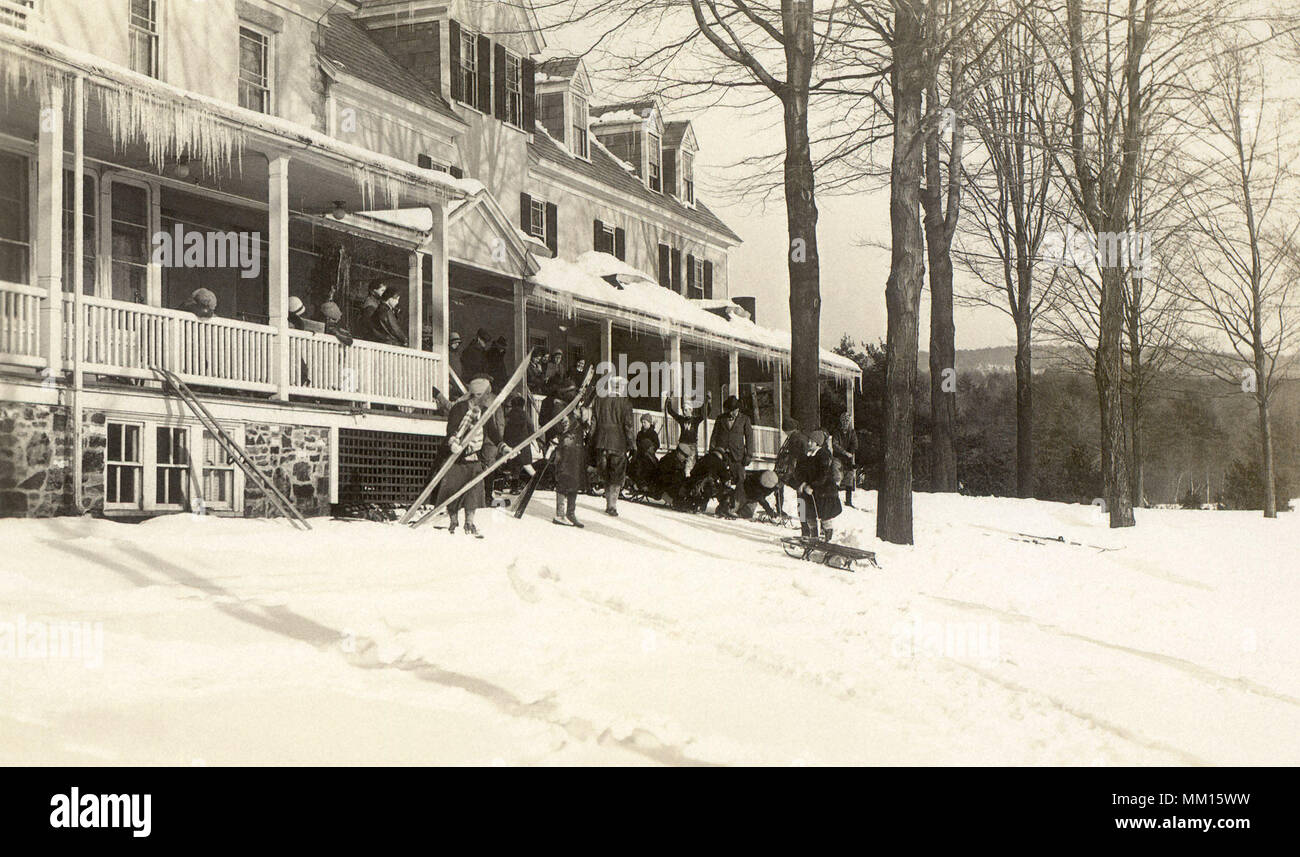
left=400, top=361, right=596, bottom=529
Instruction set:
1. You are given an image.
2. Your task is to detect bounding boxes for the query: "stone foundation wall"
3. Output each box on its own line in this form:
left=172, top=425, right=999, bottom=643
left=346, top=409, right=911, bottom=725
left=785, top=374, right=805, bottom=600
left=0, top=403, right=74, bottom=517
left=243, top=423, right=331, bottom=518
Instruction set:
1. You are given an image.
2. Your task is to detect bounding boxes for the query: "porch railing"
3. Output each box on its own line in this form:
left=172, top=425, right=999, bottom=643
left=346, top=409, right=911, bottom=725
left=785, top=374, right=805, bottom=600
left=63, top=295, right=277, bottom=393
left=0, top=280, right=44, bottom=368
left=288, top=329, right=441, bottom=408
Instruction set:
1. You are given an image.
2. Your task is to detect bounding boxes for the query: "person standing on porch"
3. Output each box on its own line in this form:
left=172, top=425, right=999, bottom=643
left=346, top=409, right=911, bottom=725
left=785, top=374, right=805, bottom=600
left=589, top=375, right=635, bottom=516
left=448, top=331, right=464, bottom=392
left=460, top=328, right=492, bottom=380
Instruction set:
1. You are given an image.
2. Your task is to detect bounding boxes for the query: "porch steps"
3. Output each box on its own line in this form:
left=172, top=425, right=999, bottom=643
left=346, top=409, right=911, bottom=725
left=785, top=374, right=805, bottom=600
left=151, top=366, right=311, bottom=531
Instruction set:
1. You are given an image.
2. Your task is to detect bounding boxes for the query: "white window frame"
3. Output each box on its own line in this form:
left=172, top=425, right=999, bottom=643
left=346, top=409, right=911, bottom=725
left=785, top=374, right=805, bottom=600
left=597, top=221, right=616, bottom=254
left=199, top=428, right=239, bottom=512
left=647, top=132, right=662, bottom=192
left=569, top=93, right=589, bottom=159
left=528, top=198, right=547, bottom=240
left=682, top=151, right=695, bottom=205
left=104, top=175, right=152, bottom=304
left=128, top=0, right=160, bottom=79
left=458, top=28, right=478, bottom=107
left=62, top=167, right=98, bottom=294
left=153, top=424, right=192, bottom=511
left=238, top=23, right=273, bottom=114
left=690, top=256, right=705, bottom=298
left=0, top=148, right=30, bottom=285
left=105, top=421, right=145, bottom=511
left=504, top=50, right=523, bottom=127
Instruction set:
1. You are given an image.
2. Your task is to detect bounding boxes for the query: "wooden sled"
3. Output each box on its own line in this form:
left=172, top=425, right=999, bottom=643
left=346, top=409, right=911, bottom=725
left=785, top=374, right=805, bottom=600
left=781, top=536, right=879, bottom=571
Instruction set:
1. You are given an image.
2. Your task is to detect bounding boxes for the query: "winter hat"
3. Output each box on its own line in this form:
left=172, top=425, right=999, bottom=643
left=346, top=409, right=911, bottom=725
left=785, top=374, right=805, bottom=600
left=723, top=395, right=741, bottom=412
left=320, top=301, right=342, bottom=323
left=759, top=470, right=779, bottom=489
left=475, top=327, right=490, bottom=341
left=288, top=295, right=304, bottom=315
left=449, top=331, right=462, bottom=344
left=809, top=429, right=827, bottom=446
left=468, top=376, right=492, bottom=396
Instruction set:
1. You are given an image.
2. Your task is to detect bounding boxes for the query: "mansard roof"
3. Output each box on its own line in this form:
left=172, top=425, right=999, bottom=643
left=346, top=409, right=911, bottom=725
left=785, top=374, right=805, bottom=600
left=529, top=126, right=741, bottom=244
left=318, top=14, right=461, bottom=123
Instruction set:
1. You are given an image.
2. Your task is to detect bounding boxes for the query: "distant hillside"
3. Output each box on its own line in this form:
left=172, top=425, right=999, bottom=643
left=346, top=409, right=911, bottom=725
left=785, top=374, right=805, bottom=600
left=919, top=345, right=1077, bottom=373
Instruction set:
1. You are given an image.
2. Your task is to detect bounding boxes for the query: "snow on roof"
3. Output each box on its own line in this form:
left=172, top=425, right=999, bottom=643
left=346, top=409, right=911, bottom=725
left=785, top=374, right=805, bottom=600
left=529, top=252, right=859, bottom=375
left=359, top=207, right=435, bottom=233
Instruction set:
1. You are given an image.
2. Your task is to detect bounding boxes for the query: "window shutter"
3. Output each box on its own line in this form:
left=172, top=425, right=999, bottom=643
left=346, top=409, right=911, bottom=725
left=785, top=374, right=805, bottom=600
left=493, top=43, right=507, bottom=121
left=686, top=254, right=696, bottom=293
left=593, top=219, right=604, bottom=252
left=704, top=261, right=713, bottom=299
left=449, top=165, right=464, bottom=179
left=432, top=22, right=441, bottom=95
left=519, top=192, right=532, bottom=233
left=658, top=244, right=671, bottom=288
left=522, top=58, right=536, bottom=131
left=476, top=35, right=491, bottom=114
left=545, top=202, right=558, bottom=256
left=670, top=248, right=682, bottom=293
left=614, top=227, right=626, bottom=261
left=448, top=20, right=462, bottom=102
left=418, top=154, right=433, bottom=169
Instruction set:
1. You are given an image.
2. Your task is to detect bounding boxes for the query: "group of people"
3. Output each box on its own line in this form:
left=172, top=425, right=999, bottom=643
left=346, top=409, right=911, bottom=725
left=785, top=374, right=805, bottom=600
left=447, top=327, right=518, bottom=392
left=772, top=412, right=858, bottom=542
left=527, top=347, right=589, bottom=397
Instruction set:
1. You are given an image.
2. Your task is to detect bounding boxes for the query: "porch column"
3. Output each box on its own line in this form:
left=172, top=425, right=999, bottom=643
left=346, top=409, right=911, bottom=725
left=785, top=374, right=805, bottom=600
left=513, top=279, right=527, bottom=371
left=773, top=360, right=785, bottom=431
left=600, top=318, right=613, bottom=368
left=36, top=80, right=64, bottom=373
left=407, top=250, right=422, bottom=349
left=424, top=205, right=450, bottom=395
left=728, top=349, right=740, bottom=400
left=666, top=332, right=682, bottom=410
left=845, top=374, right=856, bottom=425
left=267, top=155, right=290, bottom=401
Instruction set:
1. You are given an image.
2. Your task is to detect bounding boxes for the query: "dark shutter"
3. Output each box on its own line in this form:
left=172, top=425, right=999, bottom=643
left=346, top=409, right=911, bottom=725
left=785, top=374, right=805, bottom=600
left=544, top=202, right=558, bottom=256
left=664, top=149, right=678, bottom=198
left=449, top=165, right=464, bottom=179
left=593, top=219, right=605, bottom=252
left=686, top=253, right=696, bottom=293
left=432, top=22, right=441, bottom=95
left=614, top=227, right=626, bottom=261
left=519, top=192, right=532, bottom=233
left=522, top=57, right=536, bottom=131
left=418, top=154, right=433, bottom=169
left=703, top=261, right=714, bottom=299
left=493, top=43, right=507, bottom=121
left=658, top=244, right=671, bottom=288
left=476, top=34, right=492, bottom=114
left=671, top=248, right=682, bottom=292
left=448, top=20, right=462, bottom=102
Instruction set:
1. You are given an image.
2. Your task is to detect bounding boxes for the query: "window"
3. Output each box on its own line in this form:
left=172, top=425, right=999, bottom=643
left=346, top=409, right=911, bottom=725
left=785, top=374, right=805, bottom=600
left=238, top=26, right=271, bottom=113
left=129, top=0, right=159, bottom=78
left=106, top=423, right=143, bottom=509
left=689, top=256, right=706, bottom=299
left=528, top=198, right=546, bottom=240
left=682, top=151, right=695, bottom=204
left=648, top=132, right=662, bottom=192
left=458, top=29, right=478, bottom=107
left=155, top=426, right=190, bottom=508
left=0, top=1, right=35, bottom=31
left=571, top=94, right=589, bottom=158
left=0, top=151, right=29, bottom=284
left=62, top=171, right=96, bottom=294
left=201, top=431, right=236, bottom=511
left=504, top=52, right=522, bottom=127
left=595, top=221, right=615, bottom=255
left=110, top=181, right=149, bottom=304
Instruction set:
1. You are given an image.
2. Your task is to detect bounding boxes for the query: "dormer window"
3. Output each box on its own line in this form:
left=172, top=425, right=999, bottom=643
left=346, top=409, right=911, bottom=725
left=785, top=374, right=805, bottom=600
left=571, top=94, right=589, bottom=159
left=682, top=151, right=695, bottom=204
left=648, top=132, right=662, bottom=192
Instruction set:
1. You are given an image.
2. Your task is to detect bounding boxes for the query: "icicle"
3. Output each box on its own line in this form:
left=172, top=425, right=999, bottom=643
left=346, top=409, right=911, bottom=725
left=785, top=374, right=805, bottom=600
left=92, top=81, right=243, bottom=177
left=349, top=163, right=404, bottom=209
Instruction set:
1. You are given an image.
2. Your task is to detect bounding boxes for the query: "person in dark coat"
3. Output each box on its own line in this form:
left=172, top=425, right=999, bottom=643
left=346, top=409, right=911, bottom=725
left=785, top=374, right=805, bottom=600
left=655, top=446, right=691, bottom=505
left=831, top=411, right=858, bottom=507
left=737, top=469, right=781, bottom=519
left=795, top=430, right=843, bottom=541
left=320, top=301, right=354, bottom=346
left=526, top=347, right=549, bottom=395
left=627, top=414, right=660, bottom=491
left=540, top=377, right=579, bottom=443
left=551, top=411, right=587, bottom=527
left=542, top=349, right=566, bottom=394
left=683, top=449, right=735, bottom=514
left=448, top=331, right=464, bottom=391
left=358, top=280, right=387, bottom=340
left=588, top=375, right=635, bottom=515
left=371, top=293, right=407, bottom=346
left=486, top=336, right=509, bottom=388
left=568, top=357, right=589, bottom=390
left=667, top=394, right=710, bottom=454
left=436, top=375, right=506, bottom=537
left=502, top=395, right=535, bottom=488
left=459, top=328, right=491, bottom=380
left=708, top=396, right=754, bottom=515
left=774, top=417, right=809, bottom=517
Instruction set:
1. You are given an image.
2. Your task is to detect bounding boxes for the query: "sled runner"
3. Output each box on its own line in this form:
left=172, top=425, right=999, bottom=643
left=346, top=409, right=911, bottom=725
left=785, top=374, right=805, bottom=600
left=410, top=368, right=596, bottom=529
left=397, top=354, right=532, bottom=525
left=781, top=536, right=878, bottom=571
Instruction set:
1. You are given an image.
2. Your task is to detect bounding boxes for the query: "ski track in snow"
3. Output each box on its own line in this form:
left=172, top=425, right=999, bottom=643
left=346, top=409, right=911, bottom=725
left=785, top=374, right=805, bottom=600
left=1, top=490, right=1297, bottom=765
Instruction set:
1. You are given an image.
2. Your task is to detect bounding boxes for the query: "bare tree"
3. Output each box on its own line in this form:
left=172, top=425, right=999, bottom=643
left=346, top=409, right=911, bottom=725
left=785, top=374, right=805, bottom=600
left=1168, top=41, right=1299, bottom=518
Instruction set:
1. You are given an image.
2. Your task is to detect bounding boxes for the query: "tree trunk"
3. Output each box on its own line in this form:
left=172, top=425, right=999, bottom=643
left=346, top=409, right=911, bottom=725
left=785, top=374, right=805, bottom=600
left=924, top=153, right=958, bottom=493
left=1258, top=390, right=1276, bottom=518
left=1097, top=267, right=1136, bottom=527
left=1014, top=316, right=1034, bottom=498
left=878, top=3, right=925, bottom=545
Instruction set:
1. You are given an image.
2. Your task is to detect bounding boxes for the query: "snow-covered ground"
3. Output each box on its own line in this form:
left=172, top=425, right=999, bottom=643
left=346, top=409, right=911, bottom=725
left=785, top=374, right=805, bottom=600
left=2, top=491, right=1297, bottom=765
